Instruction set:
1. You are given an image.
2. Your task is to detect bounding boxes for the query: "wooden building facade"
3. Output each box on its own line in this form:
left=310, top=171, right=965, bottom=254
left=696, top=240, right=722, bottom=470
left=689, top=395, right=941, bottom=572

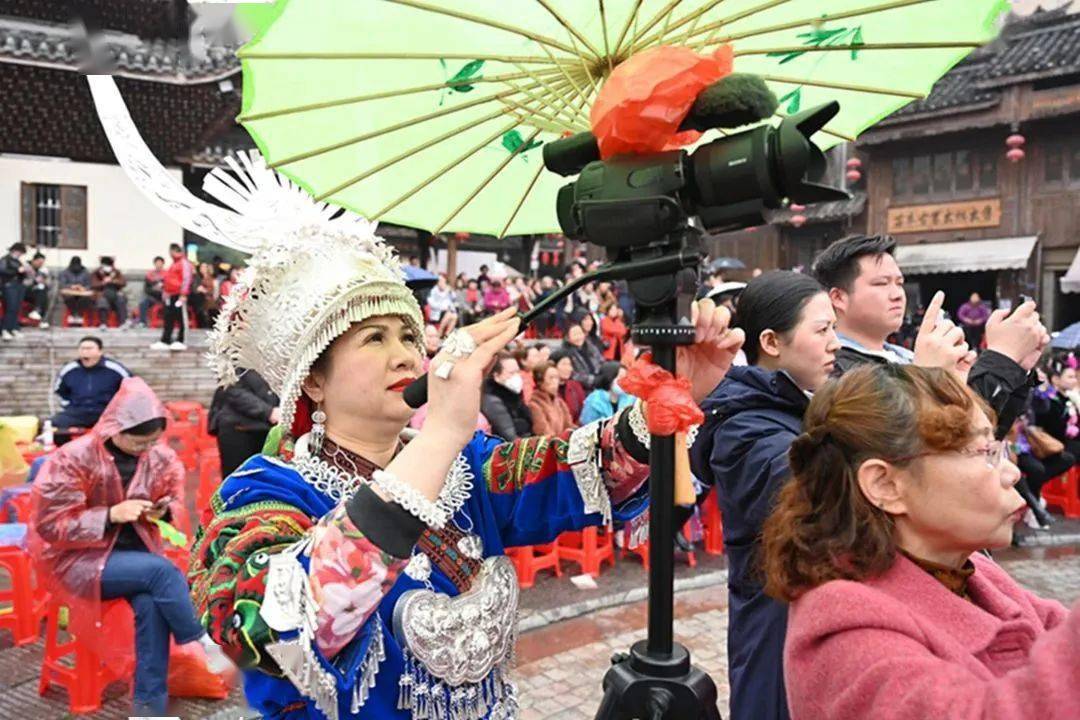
left=857, top=6, right=1080, bottom=330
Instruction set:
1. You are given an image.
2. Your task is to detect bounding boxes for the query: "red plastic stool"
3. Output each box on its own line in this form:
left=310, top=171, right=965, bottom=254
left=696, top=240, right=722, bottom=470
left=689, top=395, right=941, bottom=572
left=1042, top=466, right=1080, bottom=519
left=701, top=489, right=724, bottom=555
left=0, top=545, right=47, bottom=646
left=165, top=401, right=209, bottom=436
left=39, top=598, right=133, bottom=714
left=148, top=303, right=164, bottom=328
left=619, top=520, right=698, bottom=571
left=506, top=542, right=561, bottom=588
left=161, top=423, right=199, bottom=471
left=557, top=527, right=615, bottom=577
left=197, top=451, right=222, bottom=514
left=61, top=306, right=95, bottom=328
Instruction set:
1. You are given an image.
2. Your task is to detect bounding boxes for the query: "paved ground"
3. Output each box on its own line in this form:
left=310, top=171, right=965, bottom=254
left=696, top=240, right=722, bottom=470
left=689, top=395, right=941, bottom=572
left=1, top=538, right=1076, bottom=718
left=513, top=545, right=1080, bottom=720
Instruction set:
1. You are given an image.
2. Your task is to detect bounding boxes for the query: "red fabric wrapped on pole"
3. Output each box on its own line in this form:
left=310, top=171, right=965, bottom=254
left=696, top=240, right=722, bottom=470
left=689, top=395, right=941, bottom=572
left=620, top=354, right=704, bottom=435
left=621, top=355, right=702, bottom=506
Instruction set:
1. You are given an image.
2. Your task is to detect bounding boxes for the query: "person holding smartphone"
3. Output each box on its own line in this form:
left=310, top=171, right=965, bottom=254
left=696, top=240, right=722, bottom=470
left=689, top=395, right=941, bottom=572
left=811, top=234, right=1050, bottom=437
left=30, top=378, right=232, bottom=716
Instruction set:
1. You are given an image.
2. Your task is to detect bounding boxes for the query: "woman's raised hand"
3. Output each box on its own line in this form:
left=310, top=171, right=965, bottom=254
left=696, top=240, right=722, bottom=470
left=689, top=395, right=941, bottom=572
left=425, top=308, right=521, bottom=446
left=676, top=298, right=746, bottom=404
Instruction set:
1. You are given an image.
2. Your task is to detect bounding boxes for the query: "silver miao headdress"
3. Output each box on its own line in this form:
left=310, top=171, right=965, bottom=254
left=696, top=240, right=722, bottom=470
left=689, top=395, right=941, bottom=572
left=87, top=75, right=423, bottom=431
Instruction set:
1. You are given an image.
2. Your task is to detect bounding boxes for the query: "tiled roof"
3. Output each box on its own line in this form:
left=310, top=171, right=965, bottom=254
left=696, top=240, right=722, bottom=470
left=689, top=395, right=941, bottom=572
left=0, top=62, right=239, bottom=165
left=883, top=7, right=1080, bottom=123
left=179, top=126, right=257, bottom=168
left=0, top=16, right=239, bottom=82
left=981, top=14, right=1080, bottom=84
left=768, top=192, right=867, bottom=225
left=1, top=0, right=185, bottom=40
left=887, top=64, right=1001, bottom=120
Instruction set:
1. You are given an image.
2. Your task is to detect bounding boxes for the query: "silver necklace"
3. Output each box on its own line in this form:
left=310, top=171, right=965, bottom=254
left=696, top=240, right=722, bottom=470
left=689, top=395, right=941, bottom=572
left=292, top=445, right=475, bottom=518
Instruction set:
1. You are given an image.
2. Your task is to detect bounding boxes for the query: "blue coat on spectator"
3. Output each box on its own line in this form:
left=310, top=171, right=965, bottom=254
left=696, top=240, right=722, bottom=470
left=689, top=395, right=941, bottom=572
left=579, top=387, right=635, bottom=424
left=53, top=356, right=132, bottom=428
left=690, top=365, right=808, bottom=720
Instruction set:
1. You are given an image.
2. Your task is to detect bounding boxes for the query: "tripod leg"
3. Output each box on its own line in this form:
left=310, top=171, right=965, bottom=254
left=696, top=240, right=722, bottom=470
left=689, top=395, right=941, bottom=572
left=594, top=683, right=623, bottom=720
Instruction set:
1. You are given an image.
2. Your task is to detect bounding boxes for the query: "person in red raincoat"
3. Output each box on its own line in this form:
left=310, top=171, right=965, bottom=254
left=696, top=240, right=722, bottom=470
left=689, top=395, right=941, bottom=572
left=600, top=304, right=628, bottom=361
left=29, top=377, right=230, bottom=716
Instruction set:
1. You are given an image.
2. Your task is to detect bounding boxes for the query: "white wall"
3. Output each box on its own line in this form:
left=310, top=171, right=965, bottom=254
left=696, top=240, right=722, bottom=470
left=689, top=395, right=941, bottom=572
left=432, top=248, right=498, bottom=278
left=0, top=155, right=183, bottom=273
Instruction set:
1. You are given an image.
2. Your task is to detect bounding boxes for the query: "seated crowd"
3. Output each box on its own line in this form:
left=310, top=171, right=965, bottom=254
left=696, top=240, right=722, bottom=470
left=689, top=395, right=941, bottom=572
left=0, top=242, right=242, bottom=347
left=5, top=234, right=1080, bottom=719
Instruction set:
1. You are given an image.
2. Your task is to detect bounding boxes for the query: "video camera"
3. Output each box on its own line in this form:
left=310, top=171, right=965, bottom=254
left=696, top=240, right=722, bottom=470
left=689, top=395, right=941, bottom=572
left=543, top=86, right=848, bottom=259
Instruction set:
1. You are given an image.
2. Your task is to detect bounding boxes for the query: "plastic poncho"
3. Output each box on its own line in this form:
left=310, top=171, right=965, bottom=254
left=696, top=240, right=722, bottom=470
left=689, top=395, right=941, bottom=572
left=29, top=377, right=185, bottom=676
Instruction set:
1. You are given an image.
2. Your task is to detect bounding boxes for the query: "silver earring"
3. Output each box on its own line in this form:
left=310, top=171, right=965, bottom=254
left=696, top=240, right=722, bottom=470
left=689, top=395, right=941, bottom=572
left=310, top=405, right=327, bottom=456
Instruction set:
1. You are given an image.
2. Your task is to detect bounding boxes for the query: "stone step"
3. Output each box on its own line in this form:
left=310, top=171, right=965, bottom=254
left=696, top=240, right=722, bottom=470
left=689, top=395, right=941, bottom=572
left=0, top=328, right=217, bottom=418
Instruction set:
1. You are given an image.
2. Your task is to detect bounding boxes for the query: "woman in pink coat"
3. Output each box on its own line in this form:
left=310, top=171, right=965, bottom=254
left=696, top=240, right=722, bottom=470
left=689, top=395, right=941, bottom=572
left=761, top=364, right=1080, bottom=720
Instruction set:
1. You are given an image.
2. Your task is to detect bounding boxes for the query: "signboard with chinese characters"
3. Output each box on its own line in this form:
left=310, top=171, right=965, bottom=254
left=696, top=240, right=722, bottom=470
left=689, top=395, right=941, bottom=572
left=887, top=198, right=1001, bottom=234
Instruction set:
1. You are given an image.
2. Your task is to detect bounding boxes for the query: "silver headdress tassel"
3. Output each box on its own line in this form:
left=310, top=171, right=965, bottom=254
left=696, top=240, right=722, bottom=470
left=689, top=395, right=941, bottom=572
left=87, top=75, right=423, bottom=431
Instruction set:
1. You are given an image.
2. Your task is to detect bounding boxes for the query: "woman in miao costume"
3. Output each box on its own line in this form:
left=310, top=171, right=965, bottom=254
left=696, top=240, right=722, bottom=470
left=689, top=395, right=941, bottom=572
left=88, top=75, right=743, bottom=720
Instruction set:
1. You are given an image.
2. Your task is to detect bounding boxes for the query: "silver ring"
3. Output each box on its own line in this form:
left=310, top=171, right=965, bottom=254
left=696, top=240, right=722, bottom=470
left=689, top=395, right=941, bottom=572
left=434, top=361, right=454, bottom=380
left=441, top=328, right=477, bottom=359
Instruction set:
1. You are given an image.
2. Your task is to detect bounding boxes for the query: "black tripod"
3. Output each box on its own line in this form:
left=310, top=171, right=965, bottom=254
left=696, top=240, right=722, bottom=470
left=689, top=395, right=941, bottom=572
left=593, top=243, right=722, bottom=720
left=401, top=245, right=722, bottom=719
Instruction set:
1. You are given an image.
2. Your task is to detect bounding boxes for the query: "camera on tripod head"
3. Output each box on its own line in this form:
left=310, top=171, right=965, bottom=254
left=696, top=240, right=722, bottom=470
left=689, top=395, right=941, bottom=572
left=542, top=78, right=849, bottom=261
left=541, top=74, right=847, bottom=346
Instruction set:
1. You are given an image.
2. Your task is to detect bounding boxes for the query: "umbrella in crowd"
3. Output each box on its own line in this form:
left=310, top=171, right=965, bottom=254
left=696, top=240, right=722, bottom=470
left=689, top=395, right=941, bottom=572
left=234, top=0, right=1008, bottom=238
left=401, top=263, right=439, bottom=289
left=1051, top=321, right=1080, bottom=350
left=707, top=256, right=747, bottom=273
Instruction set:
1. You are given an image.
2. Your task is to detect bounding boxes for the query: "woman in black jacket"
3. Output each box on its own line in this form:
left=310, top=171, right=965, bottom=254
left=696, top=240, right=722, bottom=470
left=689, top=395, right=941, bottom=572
left=690, top=271, right=840, bottom=720
left=561, top=322, right=604, bottom=390
left=480, top=352, right=533, bottom=440
left=209, top=369, right=280, bottom=476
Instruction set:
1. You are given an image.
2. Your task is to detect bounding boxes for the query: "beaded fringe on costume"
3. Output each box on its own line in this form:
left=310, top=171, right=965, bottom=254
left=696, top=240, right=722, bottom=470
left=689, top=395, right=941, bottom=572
left=398, top=651, right=519, bottom=720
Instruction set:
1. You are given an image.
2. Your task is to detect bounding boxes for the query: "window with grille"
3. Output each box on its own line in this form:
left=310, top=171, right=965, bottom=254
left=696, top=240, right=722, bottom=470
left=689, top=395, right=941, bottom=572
left=1043, top=139, right=1080, bottom=186
left=20, top=183, right=87, bottom=249
left=891, top=150, right=997, bottom=200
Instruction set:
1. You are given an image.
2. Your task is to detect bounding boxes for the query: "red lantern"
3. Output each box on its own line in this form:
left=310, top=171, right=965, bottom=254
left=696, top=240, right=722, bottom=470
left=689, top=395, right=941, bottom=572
left=1006, top=147, right=1025, bottom=163
left=846, top=169, right=862, bottom=183
left=1006, top=134, right=1025, bottom=149
left=788, top=203, right=806, bottom=212
left=454, top=232, right=469, bottom=241
left=846, top=157, right=862, bottom=169
left=791, top=214, right=807, bottom=228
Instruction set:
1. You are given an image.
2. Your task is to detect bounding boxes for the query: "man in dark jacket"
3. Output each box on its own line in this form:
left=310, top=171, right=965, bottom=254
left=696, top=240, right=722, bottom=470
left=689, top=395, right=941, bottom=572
left=91, top=256, right=128, bottom=327
left=480, top=353, right=532, bottom=440
left=51, top=336, right=132, bottom=436
left=209, top=368, right=280, bottom=477
left=1, top=242, right=29, bottom=340
left=812, top=234, right=1048, bottom=436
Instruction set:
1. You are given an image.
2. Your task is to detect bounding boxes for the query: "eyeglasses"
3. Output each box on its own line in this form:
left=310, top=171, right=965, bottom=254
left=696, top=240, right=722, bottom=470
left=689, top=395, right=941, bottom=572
left=890, top=440, right=1009, bottom=469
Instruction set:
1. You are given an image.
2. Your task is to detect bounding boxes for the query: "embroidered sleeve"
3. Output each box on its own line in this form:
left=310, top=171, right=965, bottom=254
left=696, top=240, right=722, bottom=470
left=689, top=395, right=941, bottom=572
left=191, top=489, right=418, bottom=669
left=483, top=411, right=647, bottom=498
left=308, top=502, right=407, bottom=659
left=480, top=408, right=649, bottom=547
left=188, top=502, right=313, bottom=673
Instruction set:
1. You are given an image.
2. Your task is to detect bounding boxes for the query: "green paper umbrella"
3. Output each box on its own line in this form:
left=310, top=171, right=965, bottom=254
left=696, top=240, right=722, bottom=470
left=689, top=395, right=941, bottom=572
left=236, top=0, right=1008, bottom=237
